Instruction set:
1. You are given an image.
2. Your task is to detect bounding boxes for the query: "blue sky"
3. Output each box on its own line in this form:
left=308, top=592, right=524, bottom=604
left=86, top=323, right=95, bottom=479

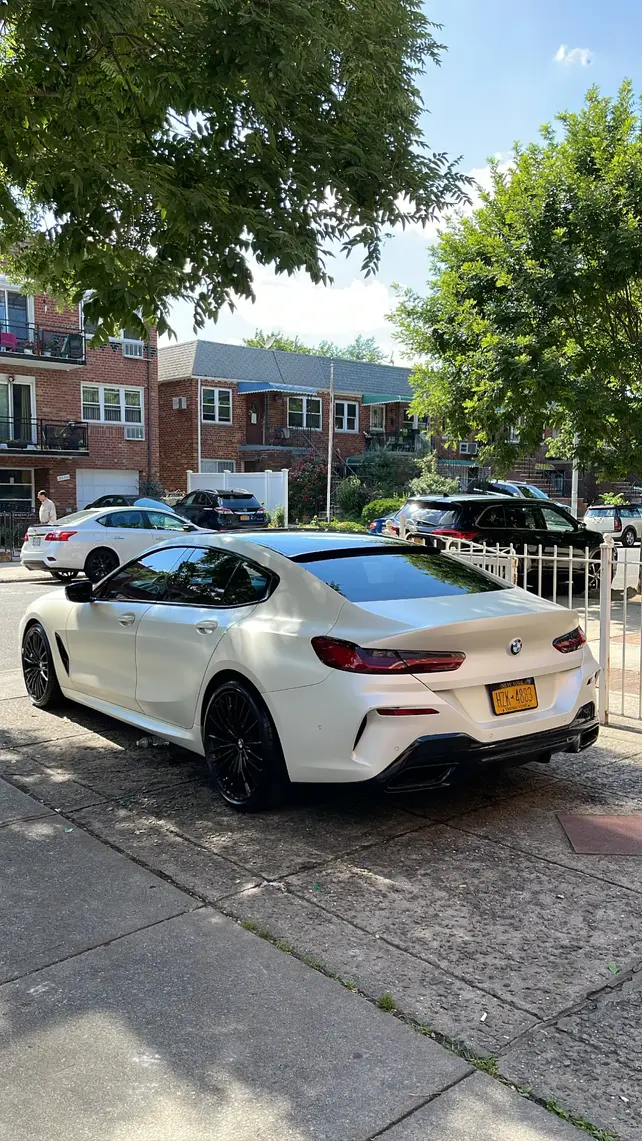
left=165, top=0, right=641, bottom=358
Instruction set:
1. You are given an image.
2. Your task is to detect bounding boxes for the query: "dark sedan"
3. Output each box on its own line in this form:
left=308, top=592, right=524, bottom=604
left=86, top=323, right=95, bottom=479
left=174, top=488, right=269, bottom=530
left=84, top=494, right=139, bottom=509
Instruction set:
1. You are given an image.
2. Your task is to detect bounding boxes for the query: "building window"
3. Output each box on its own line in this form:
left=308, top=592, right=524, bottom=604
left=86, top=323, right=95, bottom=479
left=287, top=396, right=321, bottom=430
left=202, top=387, right=232, bottom=424
left=335, top=400, right=359, bottom=433
left=508, top=426, right=521, bottom=444
left=201, top=459, right=237, bottom=473
left=459, top=441, right=478, bottom=455
left=82, top=384, right=143, bottom=425
left=0, top=287, right=30, bottom=340
left=370, top=405, right=385, bottom=431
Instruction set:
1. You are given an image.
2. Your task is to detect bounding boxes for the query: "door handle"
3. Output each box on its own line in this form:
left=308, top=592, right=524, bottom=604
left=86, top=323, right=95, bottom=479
left=118, top=613, right=136, bottom=627
left=195, top=620, right=219, bottom=635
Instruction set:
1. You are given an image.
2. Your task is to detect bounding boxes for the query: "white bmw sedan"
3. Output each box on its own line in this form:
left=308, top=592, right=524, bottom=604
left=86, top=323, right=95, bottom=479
left=21, top=505, right=199, bottom=583
left=19, top=532, right=599, bottom=812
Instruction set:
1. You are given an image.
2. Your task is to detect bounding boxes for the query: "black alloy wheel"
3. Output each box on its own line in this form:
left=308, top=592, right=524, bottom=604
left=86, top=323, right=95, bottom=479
left=622, top=527, right=637, bottom=548
left=203, top=679, right=288, bottom=811
left=84, top=547, right=119, bottom=583
left=51, top=569, right=79, bottom=582
left=21, top=622, right=63, bottom=708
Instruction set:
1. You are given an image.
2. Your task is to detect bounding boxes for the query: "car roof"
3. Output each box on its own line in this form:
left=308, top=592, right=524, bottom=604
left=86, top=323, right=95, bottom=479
left=407, top=494, right=519, bottom=505
left=246, top=531, right=405, bottom=557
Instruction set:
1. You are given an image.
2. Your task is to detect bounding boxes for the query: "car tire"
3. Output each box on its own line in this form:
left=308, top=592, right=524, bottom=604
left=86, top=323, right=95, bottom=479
left=84, top=547, right=119, bottom=583
left=202, top=679, right=289, bottom=812
left=21, top=621, right=63, bottom=709
left=51, top=569, right=79, bottom=582
left=622, top=527, right=636, bottom=548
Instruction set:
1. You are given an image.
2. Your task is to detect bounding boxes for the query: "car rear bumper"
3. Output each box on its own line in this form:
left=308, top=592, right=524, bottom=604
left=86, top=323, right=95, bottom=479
left=21, top=559, right=49, bottom=572
left=375, top=703, right=598, bottom=792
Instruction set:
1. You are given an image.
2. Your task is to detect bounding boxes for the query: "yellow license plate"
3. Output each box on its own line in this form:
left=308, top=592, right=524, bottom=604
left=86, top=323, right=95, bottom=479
left=240, top=514, right=250, bottom=521
left=490, top=678, right=538, bottom=715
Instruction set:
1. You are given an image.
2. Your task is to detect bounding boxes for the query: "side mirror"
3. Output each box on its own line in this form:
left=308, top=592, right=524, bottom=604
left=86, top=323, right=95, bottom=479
left=182, top=523, right=196, bottom=532
left=65, top=580, right=93, bottom=603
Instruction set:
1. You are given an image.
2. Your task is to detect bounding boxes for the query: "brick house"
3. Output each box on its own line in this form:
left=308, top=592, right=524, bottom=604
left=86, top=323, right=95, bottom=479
left=158, top=339, right=580, bottom=502
left=158, top=340, right=430, bottom=489
left=0, top=274, right=159, bottom=516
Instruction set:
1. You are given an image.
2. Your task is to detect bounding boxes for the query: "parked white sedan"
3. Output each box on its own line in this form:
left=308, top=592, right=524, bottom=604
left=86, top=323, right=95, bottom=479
left=21, top=506, right=199, bottom=583
left=20, top=532, right=599, bottom=812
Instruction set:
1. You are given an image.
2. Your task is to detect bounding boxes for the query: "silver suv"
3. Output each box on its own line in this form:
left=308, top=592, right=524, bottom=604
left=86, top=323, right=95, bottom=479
left=584, top=504, right=642, bottom=547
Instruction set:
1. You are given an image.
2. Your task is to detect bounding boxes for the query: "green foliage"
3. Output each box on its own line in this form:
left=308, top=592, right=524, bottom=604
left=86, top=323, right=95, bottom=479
left=377, top=992, right=396, bottom=1012
left=391, top=82, right=642, bottom=481
left=357, top=451, right=419, bottom=499
left=269, top=504, right=286, bottom=528
left=409, top=452, right=459, bottom=496
left=289, top=456, right=328, bottom=520
left=303, top=519, right=367, bottom=532
left=361, top=497, right=404, bottom=524
left=337, top=476, right=369, bottom=520
left=0, top=0, right=467, bottom=335
left=599, top=493, right=627, bottom=505
left=244, top=331, right=388, bottom=363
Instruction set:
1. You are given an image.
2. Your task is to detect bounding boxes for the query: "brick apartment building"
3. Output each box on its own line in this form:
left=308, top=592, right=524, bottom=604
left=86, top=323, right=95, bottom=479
left=0, top=274, right=158, bottom=516
left=158, top=339, right=575, bottom=500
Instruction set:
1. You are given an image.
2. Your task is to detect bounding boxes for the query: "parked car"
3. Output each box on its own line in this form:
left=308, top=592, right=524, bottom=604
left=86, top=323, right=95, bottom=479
left=21, top=506, right=198, bottom=583
left=83, top=494, right=139, bottom=509
left=583, top=504, right=642, bottom=548
left=368, top=511, right=401, bottom=536
left=174, top=489, right=269, bottom=530
left=398, top=495, right=610, bottom=584
left=20, top=531, right=598, bottom=812
left=382, top=511, right=401, bottom=538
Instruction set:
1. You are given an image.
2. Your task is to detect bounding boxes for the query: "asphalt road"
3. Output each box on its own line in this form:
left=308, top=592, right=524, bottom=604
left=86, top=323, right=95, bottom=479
left=0, top=582, right=56, bottom=672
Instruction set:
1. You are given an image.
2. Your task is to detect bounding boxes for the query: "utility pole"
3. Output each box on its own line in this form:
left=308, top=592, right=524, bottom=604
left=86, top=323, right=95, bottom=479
left=571, top=432, right=579, bottom=517
left=325, top=358, right=335, bottom=522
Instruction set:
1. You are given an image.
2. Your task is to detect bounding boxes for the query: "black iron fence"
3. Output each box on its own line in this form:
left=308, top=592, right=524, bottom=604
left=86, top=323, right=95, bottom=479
left=364, top=430, right=429, bottom=454
left=0, top=320, right=85, bottom=363
left=0, top=510, right=35, bottom=556
left=0, top=419, right=89, bottom=453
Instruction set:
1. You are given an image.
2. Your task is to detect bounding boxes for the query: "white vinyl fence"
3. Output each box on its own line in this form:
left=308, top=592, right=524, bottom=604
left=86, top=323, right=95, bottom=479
left=433, top=536, right=642, bottom=727
left=187, top=469, right=289, bottom=526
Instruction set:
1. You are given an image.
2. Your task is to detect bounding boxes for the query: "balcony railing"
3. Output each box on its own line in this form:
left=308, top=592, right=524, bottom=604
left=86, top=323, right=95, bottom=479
left=0, top=321, right=85, bottom=364
left=0, top=419, right=89, bottom=454
left=364, top=430, right=428, bottom=453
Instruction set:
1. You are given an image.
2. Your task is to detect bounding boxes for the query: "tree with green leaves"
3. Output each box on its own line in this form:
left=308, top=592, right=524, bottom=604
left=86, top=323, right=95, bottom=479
left=0, top=0, right=466, bottom=339
left=409, top=452, right=459, bottom=496
left=391, top=82, right=642, bottom=480
left=244, top=330, right=388, bottom=362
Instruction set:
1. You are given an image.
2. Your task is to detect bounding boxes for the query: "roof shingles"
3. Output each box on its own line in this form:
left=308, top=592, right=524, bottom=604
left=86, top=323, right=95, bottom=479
left=159, top=339, right=413, bottom=399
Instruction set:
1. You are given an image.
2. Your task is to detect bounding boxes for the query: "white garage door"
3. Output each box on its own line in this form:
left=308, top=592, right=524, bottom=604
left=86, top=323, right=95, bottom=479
left=76, top=469, right=139, bottom=509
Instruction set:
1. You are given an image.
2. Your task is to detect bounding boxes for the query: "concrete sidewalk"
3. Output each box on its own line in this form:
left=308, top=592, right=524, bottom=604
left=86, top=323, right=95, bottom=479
left=0, top=562, right=53, bottom=584
left=0, top=775, right=587, bottom=1141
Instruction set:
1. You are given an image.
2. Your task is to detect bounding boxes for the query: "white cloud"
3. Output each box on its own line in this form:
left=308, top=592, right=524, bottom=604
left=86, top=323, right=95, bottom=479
left=554, top=44, right=592, bottom=66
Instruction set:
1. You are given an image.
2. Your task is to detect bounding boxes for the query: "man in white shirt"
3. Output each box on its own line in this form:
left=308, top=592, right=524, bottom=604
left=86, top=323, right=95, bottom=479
left=37, top=490, right=57, bottom=525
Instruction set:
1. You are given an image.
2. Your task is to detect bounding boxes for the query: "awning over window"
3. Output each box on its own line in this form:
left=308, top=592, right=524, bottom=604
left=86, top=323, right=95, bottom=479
left=361, top=393, right=410, bottom=405
left=238, top=381, right=318, bottom=396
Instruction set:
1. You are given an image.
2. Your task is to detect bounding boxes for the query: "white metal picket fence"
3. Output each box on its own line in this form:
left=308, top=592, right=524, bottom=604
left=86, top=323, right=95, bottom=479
left=435, top=536, right=641, bottom=726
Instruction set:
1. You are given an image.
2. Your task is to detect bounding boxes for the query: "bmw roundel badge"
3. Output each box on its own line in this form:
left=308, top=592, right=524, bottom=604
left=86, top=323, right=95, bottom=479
left=509, top=638, right=523, bottom=656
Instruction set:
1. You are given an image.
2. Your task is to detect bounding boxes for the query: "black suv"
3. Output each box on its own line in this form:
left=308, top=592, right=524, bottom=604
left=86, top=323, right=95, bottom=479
left=399, top=495, right=607, bottom=559
left=174, top=488, right=268, bottom=530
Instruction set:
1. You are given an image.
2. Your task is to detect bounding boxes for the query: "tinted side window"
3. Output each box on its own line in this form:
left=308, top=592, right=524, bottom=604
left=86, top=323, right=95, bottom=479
left=97, top=548, right=187, bottom=601
left=539, top=506, right=575, bottom=532
left=105, top=510, right=145, bottom=529
left=168, top=548, right=241, bottom=605
left=505, top=504, right=542, bottom=530
left=193, top=492, right=212, bottom=506
left=225, top=560, right=273, bottom=604
left=181, top=493, right=197, bottom=506
left=620, top=507, right=635, bottom=518
left=477, top=505, right=506, bottom=527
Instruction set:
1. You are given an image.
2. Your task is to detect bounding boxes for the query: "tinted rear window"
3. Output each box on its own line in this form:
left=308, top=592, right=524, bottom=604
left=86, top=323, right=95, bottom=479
left=297, top=549, right=505, bottom=601
left=406, top=505, right=457, bottom=527
left=220, top=494, right=261, bottom=508
left=585, top=507, right=612, bottom=516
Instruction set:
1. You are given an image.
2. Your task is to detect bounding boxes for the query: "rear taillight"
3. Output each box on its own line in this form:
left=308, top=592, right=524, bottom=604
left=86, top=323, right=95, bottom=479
left=432, top=528, right=479, bottom=541
left=553, top=626, right=587, bottom=653
left=377, top=707, right=439, bottom=716
left=311, top=636, right=465, bottom=674
left=217, top=507, right=234, bottom=515
left=24, top=531, right=30, bottom=543
left=614, top=516, right=622, bottom=531
left=44, top=530, right=77, bottom=542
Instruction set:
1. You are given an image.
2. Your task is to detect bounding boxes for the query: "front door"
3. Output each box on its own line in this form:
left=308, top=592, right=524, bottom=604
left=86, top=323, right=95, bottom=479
left=246, top=395, right=265, bottom=445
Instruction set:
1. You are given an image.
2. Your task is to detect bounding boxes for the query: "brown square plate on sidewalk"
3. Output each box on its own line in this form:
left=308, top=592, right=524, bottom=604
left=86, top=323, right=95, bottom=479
left=558, top=814, right=642, bottom=855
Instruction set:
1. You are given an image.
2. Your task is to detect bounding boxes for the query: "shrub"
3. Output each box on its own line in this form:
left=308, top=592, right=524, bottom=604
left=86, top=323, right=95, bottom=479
left=289, top=456, right=328, bottom=520
left=301, top=518, right=367, bottom=533
left=361, top=497, right=404, bottom=525
left=600, top=492, right=627, bottom=506
left=337, top=476, right=368, bottom=520
left=269, top=504, right=286, bottom=528
left=357, top=451, right=419, bottom=499
left=409, top=453, right=459, bottom=496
